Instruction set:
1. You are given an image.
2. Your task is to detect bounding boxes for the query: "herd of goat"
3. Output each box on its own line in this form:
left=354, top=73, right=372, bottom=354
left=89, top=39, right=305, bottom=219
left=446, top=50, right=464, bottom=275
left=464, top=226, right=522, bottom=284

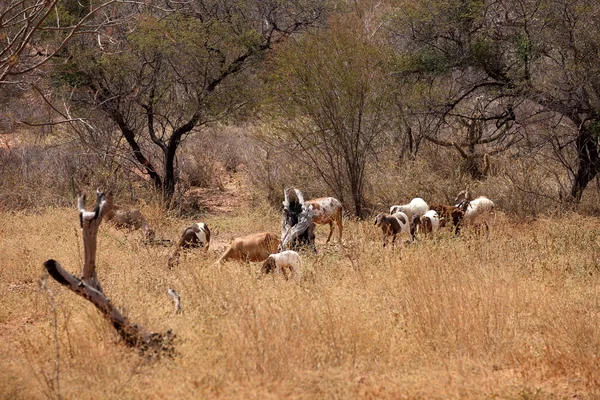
left=103, top=188, right=495, bottom=281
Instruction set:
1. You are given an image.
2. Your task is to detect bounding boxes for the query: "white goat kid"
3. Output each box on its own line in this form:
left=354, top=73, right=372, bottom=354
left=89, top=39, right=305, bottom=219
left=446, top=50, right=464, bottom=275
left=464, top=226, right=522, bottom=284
left=389, top=197, right=429, bottom=220
left=260, top=250, right=302, bottom=280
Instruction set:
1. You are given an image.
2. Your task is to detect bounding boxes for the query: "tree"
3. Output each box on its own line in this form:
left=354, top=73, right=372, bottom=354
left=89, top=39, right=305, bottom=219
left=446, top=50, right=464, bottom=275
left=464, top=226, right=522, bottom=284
left=421, top=99, right=519, bottom=179
left=265, top=10, right=398, bottom=217
left=0, top=0, right=124, bottom=86
left=390, top=0, right=600, bottom=202
left=53, top=0, right=327, bottom=204
left=43, top=191, right=174, bottom=356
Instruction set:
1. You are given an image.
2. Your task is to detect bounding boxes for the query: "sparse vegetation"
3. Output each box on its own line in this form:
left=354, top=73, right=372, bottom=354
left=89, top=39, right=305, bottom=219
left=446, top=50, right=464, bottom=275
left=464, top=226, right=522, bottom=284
left=2, top=0, right=600, bottom=398
left=1, top=206, right=599, bottom=398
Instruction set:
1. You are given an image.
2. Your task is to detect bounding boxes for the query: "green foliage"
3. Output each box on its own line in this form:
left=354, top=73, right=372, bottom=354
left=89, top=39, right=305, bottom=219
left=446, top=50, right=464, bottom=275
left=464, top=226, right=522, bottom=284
left=43, top=0, right=91, bottom=27
left=408, top=48, right=450, bottom=74
left=264, top=12, right=400, bottom=215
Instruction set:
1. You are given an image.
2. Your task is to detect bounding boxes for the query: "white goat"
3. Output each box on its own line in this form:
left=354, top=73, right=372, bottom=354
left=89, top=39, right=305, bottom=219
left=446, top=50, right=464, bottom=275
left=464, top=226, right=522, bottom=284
left=389, top=197, right=429, bottom=220
left=455, top=190, right=495, bottom=233
left=260, top=250, right=302, bottom=280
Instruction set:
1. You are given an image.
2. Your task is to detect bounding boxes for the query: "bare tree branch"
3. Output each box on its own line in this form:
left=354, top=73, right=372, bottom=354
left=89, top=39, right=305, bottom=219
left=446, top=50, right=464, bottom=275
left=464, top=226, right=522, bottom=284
left=42, top=190, right=175, bottom=356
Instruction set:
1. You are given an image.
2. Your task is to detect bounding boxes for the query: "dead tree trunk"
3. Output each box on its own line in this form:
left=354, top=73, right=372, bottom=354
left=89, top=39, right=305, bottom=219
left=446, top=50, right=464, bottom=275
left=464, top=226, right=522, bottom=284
left=279, top=187, right=315, bottom=252
left=570, top=125, right=600, bottom=202
left=43, top=191, right=175, bottom=357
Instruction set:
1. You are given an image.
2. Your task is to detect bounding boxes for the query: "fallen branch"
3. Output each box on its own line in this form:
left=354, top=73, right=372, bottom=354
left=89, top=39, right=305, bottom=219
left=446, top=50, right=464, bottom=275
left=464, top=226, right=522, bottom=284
left=43, top=191, right=175, bottom=357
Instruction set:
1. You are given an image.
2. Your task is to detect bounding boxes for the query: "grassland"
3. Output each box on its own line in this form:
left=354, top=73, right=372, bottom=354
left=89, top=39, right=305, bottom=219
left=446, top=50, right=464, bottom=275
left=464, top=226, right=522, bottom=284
left=1, top=204, right=599, bottom=399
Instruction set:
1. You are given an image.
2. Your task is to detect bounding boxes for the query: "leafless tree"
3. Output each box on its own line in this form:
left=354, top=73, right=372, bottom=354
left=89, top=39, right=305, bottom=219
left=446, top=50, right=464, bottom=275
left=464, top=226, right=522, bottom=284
left=43, top=191, right=175, bottom=356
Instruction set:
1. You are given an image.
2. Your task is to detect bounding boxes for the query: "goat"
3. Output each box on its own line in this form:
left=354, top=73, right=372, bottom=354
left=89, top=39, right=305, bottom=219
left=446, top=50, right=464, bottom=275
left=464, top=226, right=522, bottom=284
left=259, top=250, right=302, bottom=280
left=454, top=190, right=495, bottom=234
left=102, top=193, right=155, bottom=241
left=389, top=197, right=429, bottom=220
left=374, top=212, right=412, bottom=247
left=429, top=203, right=466, bottom=234
left=305, top=197, right=343, bottom=243
left=414, top=209, right=444, bottom=237
left=167, top=223, right=211, bottom=269
left=216, top=232, right=280, bottom=265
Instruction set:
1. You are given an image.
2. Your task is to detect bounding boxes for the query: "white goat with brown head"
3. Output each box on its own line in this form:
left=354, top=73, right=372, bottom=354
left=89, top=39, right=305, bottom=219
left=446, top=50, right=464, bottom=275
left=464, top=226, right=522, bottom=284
left=259, top=250, right=302, bottom=280
left=374, top=212, right=412, bottom=247
left=413, top=209, right=444, bottom=238
left=168, top=222, right=211, bottom=269
left=455, top=189, right=495, bottom=234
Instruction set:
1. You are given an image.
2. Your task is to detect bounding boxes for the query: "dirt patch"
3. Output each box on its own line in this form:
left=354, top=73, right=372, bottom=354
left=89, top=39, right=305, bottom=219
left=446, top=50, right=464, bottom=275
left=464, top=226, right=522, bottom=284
left=186, top=171, right=253, bottom=215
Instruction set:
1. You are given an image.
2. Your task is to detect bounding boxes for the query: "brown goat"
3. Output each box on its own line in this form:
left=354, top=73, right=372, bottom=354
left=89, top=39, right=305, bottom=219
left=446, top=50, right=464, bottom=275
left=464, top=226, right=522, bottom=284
left=429, top=203, right=465, bottom=234
left=168, top=223, right=211, bottom=269
left=102, top=193, right=155, bottom=241
left=216, top=232, right=280, bottom=265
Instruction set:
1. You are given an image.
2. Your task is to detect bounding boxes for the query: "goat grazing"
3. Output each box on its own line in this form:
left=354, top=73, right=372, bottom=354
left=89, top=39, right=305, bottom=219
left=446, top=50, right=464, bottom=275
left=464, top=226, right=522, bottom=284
left=374, top=212, right=412, bottom=247
left=216, top=232, right=280, bottom=265
left=305, top=197, right=343, bottom=243
left=429, top=203, right=465, bottom=234
left=102, top=193, right=155, bottom=241
left=259, top=250, right=302, bottom=280
left=415, top=209, right=443, bottom=237
left=167, top=223, right=211, bottom=269
left=389, top=197, right=429, bottom=220
left=455, top=190, right=495, bottom=234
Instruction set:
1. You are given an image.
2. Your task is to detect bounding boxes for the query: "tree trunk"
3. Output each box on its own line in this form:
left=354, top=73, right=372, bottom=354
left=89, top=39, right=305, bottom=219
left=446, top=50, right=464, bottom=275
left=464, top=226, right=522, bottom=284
left=452, top=142, right=484, bottom=180
left=349, top=175, right=365, bottom=218
left=163, top=147, right=177, bottom=205
left=570, top=125, right=600, bottom=202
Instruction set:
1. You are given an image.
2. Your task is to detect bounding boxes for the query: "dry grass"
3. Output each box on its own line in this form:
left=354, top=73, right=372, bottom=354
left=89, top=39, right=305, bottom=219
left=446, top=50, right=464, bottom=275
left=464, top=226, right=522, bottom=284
left=1, top=205, right=600, bottom=399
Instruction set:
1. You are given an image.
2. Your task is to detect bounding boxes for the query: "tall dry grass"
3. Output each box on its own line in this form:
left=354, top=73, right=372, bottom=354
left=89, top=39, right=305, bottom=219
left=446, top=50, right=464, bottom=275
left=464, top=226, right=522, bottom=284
left=1, top=205, right=599, bottom=399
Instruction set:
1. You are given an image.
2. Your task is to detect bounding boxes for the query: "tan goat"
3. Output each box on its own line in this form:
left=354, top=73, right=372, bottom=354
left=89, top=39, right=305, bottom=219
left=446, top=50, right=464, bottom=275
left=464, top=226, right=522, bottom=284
left=102, top=193, right=155, bottom=241
left=216, top=232, right=280, bottom=265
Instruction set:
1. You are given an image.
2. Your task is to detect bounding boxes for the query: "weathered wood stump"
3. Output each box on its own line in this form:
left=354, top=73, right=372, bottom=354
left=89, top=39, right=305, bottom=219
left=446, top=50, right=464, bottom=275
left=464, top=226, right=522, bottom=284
left=279, top=187, right=316, bottom=252
left=43, top=191, right=175, bottom=357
